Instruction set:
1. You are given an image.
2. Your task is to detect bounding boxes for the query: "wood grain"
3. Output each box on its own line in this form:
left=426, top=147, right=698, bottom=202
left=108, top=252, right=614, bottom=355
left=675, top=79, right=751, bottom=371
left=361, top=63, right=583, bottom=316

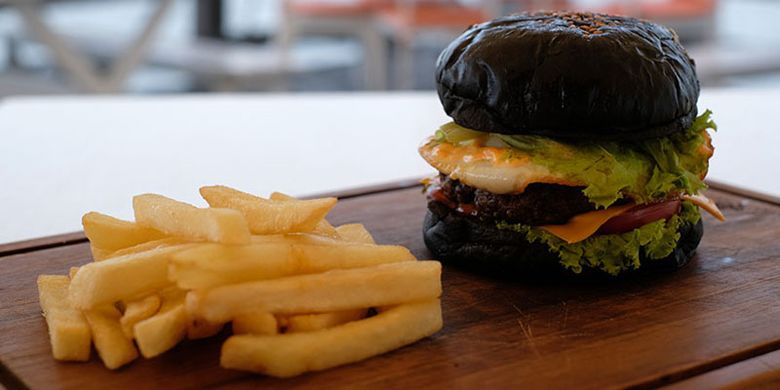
left=0, top=232, right=86, bottom=258
left=2, top=187, right=780, bottom=389
left=664, top=349, right=780, bottom=390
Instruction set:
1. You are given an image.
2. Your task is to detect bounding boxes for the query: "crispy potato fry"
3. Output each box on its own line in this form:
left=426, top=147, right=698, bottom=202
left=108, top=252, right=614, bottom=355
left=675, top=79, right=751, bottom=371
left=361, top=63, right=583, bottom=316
left=83, top=305, right=139, bottom=369
left=188, top=261, right=441, bottom=323
left=170, top=241, right=416, bottom=290
left=90, top=247, right=114, bottom=261
left=232, top=311, right=278, bottom=335
left=93, top=237, right=187, bottom=262
left=133, top=193, right=250, bottom=245
left=284, top=309, right=368, bottom=333
left=200, top=185, right=336, bottom=235
left=221, top=300, right=442, bottom=377
left=68, top=267, right=80, bottom=280
left=69, top=245, right=187, bottom=309
left=82, top=212, right=166, bottom=252
left=134, top=288, right=188, bottom=358
left=270, top=192, right=339, bottom=238
left=120, top=294, right=161, bottom=339
left=37, top=275, right=91, bottom=361
left=187, top=318, right=224, bottom=340
left=334, top=224, right=375, bottom=244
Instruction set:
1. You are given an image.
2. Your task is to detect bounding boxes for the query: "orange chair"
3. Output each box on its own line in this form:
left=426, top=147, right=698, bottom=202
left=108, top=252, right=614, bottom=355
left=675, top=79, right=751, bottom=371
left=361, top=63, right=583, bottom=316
left=284, top=1, right=396, bottom=90
left=377, top=1, right=495, bottom=89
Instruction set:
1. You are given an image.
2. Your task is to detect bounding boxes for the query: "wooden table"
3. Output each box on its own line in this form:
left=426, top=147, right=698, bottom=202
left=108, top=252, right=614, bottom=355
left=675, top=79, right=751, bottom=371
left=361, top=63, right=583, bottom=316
left=2, top=180, right=780, bottom=389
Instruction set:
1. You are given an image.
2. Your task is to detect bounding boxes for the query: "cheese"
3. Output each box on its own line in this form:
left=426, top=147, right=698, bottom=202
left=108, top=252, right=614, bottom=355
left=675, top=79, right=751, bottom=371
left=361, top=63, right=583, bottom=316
left=539, top=194, right=724, bottom=244
left=418, top=138, right=577, bottom=194
left=540, top=204, right=634, bottom=244
left=682, top=193, right=725, bottom=221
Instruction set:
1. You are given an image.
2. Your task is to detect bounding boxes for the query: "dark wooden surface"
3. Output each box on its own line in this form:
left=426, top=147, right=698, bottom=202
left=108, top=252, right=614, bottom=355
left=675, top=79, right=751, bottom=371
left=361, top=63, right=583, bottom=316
left=2, top=185, right=780, bottom=389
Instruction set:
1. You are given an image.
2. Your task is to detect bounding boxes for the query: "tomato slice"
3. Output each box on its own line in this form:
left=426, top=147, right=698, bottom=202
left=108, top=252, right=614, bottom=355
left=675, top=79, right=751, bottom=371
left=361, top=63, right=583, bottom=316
left=598, top=200, right=682, bottom=235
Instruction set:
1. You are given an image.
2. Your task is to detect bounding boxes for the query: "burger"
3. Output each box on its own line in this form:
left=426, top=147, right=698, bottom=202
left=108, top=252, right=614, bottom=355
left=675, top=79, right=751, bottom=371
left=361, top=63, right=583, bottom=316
left=419, top=12, right=724, bottom=276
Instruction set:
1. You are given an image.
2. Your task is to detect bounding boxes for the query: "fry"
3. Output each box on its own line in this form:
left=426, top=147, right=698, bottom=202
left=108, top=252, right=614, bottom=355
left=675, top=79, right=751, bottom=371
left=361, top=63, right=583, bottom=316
left=285, top=309, right=368, bottom=333
left=94, top=237, right=186, bottom=262
left=221, top=300, right=442, bottom=377
left=68, top=246, right=186, bottom=309
left=120, top=294, right=161, bottom=339
left=134, top=288, right=189, bottom=358
left=68, top=267, right=80, bottom=280
left=270, top=191, right=339, bottom=238
left=232, top=311, right=278, bottom=335
left=37, top=275, right=91, bottom=361
left=187, top=318, right=224, bottom=340
left=200, top=185, right=336, bottom=234
left=188, top=261, right=441, bottom=323
left=133, top=193, right=250, bottom=245
left=334, top=224, right=375, bottom=244
left=83, top=305, right=139, bottom=369
left=170, top=241, right=416, bottom=289
left=82, top=211, right=166, bottom=251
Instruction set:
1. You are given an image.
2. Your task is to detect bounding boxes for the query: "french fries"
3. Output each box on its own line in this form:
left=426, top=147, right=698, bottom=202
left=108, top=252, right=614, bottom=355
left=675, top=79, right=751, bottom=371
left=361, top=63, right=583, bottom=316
left=120, top=294, right=161, bottom=339
left=221, top=300, right=442, bottom=377
left=83, top=305, right=139, bottom=369
left=284, top=309, right=368, bottom=333
left=187, top=261, right=442, bottom=323
left=232, top=311, right=278, bottom=335
left=270, top=191, right=339, bottom=238
left=133, top=194, right=250, bottom=245
left=187, top=318, right=224, bottom=340
left=69, top=246, right=186, bottom=309
left=41, top=186, right=442, bottom=376
left=133, top=288, right=189, bottom=358
left=37, top=275, right=92, bottom=361
left=94, top=237, right=186, bottom=262
left=82, top=212, right=166, bottom=252
left=169, top=241, right=416, bottom=289
left=200, top=186, right=337, bottom=235
left=335, top=223, right=375, bottom=244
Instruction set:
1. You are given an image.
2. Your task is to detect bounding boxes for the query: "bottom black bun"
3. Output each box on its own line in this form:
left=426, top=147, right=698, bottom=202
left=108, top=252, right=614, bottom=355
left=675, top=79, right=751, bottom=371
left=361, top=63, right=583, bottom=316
left=423, top=203, right=703, bottom=280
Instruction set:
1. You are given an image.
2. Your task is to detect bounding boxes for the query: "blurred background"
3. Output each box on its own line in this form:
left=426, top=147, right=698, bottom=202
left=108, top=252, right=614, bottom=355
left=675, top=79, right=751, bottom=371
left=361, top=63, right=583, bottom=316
left=1, top=0, right=779, bottom=96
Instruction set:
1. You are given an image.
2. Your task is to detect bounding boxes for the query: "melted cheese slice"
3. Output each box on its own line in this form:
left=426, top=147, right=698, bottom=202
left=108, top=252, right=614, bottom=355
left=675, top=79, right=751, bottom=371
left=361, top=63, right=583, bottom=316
left=538, top=194, right=725, bottom=244
left=540, top=204, right=635, bottom=244
left=683, top=193, right=725, bottom=221
left=418, top=138, right=577, bottom=194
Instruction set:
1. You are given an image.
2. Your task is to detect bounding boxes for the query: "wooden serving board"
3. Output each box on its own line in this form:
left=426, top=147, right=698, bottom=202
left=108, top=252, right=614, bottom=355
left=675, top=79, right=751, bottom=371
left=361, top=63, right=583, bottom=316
left=2, top=184, right=780, bottom=389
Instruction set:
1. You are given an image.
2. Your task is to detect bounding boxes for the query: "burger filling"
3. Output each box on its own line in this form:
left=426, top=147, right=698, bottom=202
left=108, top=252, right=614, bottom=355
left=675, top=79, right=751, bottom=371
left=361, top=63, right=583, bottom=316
left=420, top=110, right=722, bottom=275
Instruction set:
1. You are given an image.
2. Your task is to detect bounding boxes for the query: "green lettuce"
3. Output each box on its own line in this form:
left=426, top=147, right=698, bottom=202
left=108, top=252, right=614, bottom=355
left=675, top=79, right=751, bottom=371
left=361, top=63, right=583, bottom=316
left=496, top=202, right=701, bottom=275
left=438, top=111, right=717, bottom=208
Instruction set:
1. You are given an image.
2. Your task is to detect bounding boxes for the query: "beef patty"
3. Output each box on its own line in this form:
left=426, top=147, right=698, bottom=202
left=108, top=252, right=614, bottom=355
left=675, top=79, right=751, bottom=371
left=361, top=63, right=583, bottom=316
left=429, top=174, right=599, bottom=226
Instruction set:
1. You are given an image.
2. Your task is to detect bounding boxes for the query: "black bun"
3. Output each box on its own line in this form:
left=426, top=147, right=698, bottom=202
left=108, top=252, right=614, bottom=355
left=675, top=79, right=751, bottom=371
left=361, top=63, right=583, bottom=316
left=423, top=205, right=703, bottom=278
left=436, top=12, right=700, bottom=140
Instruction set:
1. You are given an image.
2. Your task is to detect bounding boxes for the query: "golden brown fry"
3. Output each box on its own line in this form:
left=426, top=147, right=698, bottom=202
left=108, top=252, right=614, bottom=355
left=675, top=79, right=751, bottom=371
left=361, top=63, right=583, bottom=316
left=188, top=261, right=441, bottom=323
left=82, top=211, right=165, bottom=251
left=170, top=241, right=415, bottom=290
left=94, top=237, right=187, bottom=262
left=133, top=193, right=250, bottom=245
left=334, top=224, right=375, bottom=244
left=200, top=185, right=336, bottom=235
left=37, top=275, right=91, bottom=361
left=120, top=294, right=161, bottom=339
left=187, top=318, right=224, bottom=340
left=134, top=288, right=189, bottom=358
left=220, top=300, right=442, bottom=377
left=232, top=311, right=278, bottom=335
left=68, top=245, right=186, bottom=309
left=83, top=305, right=139, bottom=369
left=285, top=309, right=368, bottom=333
left=68, top=267, right=80, bottom=280
left=270, top=191, right=339, bottom=238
